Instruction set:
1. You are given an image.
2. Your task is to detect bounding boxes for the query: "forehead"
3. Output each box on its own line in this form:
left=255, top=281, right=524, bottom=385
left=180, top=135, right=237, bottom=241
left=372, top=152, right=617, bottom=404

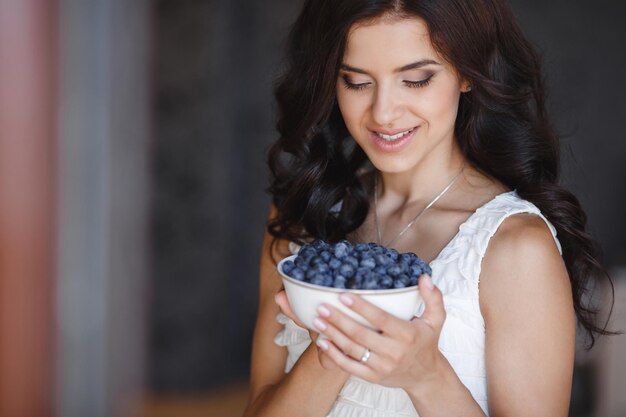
left=343, top=17, right=439, bottom=66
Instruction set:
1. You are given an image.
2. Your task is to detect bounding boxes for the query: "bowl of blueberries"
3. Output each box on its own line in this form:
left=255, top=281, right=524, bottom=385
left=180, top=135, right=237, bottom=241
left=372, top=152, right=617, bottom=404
left=277, top=239, right=431, bottom=333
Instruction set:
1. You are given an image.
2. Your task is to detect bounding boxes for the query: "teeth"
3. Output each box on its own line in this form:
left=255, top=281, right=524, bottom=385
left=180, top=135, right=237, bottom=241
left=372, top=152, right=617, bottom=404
left=375, top=127, right=415, bottom=141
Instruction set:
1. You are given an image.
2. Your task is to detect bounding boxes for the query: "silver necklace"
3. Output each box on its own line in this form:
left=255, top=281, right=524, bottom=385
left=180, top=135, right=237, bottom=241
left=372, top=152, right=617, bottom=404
left=374, top=165, right=465, bottom=247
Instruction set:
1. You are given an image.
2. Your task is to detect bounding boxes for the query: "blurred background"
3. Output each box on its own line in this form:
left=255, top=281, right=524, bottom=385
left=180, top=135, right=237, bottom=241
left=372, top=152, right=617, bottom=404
left=0, top=0, right=624, bottom=416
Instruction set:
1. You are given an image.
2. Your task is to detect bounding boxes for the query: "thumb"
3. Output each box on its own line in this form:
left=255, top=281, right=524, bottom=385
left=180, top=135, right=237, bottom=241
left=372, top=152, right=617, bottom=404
left=417, top=274, right=446, bottom=330
left=274, top=290, right=293, bottom=317
left=274, top=290, right=307, bottom=329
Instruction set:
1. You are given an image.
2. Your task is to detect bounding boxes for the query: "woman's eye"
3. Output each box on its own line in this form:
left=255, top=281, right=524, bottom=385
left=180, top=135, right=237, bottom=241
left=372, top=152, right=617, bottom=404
left=403, top=74, right=434, bottom=88
left=341, top=77, right=370, bottom=91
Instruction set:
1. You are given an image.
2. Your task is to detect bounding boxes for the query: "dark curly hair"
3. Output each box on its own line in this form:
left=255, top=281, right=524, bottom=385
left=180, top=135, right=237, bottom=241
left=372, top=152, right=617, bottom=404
left=266, top=0, right=616, bottom=347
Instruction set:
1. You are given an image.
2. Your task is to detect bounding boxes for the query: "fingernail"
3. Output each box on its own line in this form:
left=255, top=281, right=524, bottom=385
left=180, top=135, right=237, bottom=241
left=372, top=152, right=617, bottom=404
left=317, top=338, right=329, bottom=350
left=313, top=318, right=327, bottom=331
left=339, top=293, right=354, bottom=306
left=421, top=274, right=434, bottom=290
left=317, top=305, right=331, bottom=317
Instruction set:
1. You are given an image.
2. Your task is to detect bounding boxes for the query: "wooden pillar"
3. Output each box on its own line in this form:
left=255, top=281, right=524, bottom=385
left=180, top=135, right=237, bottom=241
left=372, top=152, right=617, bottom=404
left=0, top=1, right=58, bottom=417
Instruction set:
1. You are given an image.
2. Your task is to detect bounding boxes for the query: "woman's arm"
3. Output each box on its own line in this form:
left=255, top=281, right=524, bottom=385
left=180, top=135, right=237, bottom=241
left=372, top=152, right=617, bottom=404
left=243, top=205, right=349, bottom=417
left=480, top=214, right=575, bottom=416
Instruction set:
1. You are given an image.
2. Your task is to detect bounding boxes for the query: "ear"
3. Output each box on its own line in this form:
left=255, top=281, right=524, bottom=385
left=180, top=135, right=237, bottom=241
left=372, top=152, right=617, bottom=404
left=460, top=79, right=472, bottom=93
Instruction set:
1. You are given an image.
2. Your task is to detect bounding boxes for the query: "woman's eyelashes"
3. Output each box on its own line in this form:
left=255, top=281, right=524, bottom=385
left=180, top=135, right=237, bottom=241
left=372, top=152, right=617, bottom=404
left=404, top=75, right=433, bottom=88
left=340, top=75, right=370, bottom=91
left=340, top=74, right=434, bottom=91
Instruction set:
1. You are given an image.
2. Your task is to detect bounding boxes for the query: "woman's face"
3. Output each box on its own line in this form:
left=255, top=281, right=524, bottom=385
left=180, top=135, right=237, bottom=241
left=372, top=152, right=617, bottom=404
left=336, top=17, right=468, bottom=174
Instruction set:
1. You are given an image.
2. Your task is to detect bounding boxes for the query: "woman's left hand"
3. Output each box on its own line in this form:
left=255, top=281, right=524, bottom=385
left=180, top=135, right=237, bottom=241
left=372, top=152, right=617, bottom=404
left=313, top=274, right=446, bottom=390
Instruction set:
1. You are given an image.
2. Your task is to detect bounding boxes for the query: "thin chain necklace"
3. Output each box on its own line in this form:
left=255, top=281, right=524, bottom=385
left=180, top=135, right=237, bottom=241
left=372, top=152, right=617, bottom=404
left=374, top=165, right=465, bottom=247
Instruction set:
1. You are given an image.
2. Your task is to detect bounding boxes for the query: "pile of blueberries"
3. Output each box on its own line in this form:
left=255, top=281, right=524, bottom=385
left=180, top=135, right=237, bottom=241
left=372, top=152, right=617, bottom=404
left=281, top=239, right=431, bottom=290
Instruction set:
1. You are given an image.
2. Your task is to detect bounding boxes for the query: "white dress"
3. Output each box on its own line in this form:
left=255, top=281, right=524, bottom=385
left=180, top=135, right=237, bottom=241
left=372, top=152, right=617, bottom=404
left=274, top=190, right=563, bottom=416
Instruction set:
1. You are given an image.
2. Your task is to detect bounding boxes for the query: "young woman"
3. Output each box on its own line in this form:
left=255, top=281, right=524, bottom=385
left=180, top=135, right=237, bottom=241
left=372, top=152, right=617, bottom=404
left=244, top=1, right=613, bottom=416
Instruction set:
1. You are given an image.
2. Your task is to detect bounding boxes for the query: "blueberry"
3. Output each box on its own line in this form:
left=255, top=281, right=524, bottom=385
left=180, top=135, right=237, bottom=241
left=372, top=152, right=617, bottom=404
left=282, top=260, right=295, bottom=274
left=320, top=250, right=331, bottom=262
left=360, top=257, right=376, bottom=269
left=334, top=241, right=350, bottom=258
left=343, top=256, right=359, bottom=269
left=312, top=239, right=329, bottom=250
left=373, top=265, right=387, bottom=276
left=294, top=256, right=307, bottom=268
left=413, top=258, right=426, bottom=269
left=363, top=276, right=379, bottom=290
left=385, top=248, right=399, bottom=261
left=374, top=253, right=391, bottom=266
left=313, top=263, right=330, bottom=275
left=359, top=249, right=373, bottom=259
left=339, top=263, right=355, bottom=278
left=423, top=264, right=432, bottom=276
left=329, top=258, right=342, bottom=270
left=291, top=268, right=305, bottom=281
left=399, top=253, right=414, bottom=264
left=356, top=266, right=371, bottom=278
left=408, top=274, right=418, bottom=286
left=398, top=261, right=409, bottom=274
left=310, top=256, right=325, bottom=267
left=371, top=246, right=385, bottom=255
left=380, top=275, right=393, bottom=289
left=311, top=274, right=332, bottom=287
left=387, top=264, right=401, bottom=276
left=394, top=274, right=410, bottom=288
left=333, top=274, right=347, bottom=289
left=299, top=246, right=316, bottom=261
left=306, top=268, right=318, bottom=280
left=409, top=264, right=423, bottom=277
left=355, top=243, right=369, bottom=252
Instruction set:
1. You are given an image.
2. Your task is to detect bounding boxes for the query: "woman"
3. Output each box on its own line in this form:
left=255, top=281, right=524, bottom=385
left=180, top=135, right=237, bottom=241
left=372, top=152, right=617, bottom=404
left=244, top=1, right=613, bottom=416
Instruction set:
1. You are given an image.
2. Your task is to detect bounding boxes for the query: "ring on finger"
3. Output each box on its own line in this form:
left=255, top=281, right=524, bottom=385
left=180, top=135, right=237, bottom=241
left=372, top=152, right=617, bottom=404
left=360, top=347, right=371, bottom=363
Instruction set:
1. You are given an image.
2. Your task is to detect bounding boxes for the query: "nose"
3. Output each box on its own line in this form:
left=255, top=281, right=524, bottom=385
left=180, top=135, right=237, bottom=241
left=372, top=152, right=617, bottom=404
left=371, top=83, right=403, bottom=126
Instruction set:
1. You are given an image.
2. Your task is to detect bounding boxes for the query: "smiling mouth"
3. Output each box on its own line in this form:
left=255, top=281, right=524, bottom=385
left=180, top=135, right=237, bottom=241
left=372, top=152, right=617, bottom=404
left=372, top=127, right=417, bottom=142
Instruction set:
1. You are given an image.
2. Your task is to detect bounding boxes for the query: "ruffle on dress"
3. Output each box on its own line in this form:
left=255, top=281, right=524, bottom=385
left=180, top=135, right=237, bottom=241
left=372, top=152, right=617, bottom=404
left=431, top=191, right=562, bottom=286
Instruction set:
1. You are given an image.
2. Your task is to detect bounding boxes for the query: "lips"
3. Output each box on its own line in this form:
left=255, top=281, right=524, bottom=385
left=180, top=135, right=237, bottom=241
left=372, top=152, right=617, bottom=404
left=368, top=126, right=418, bottom=152
left=372, top=127, right=416, bottom=142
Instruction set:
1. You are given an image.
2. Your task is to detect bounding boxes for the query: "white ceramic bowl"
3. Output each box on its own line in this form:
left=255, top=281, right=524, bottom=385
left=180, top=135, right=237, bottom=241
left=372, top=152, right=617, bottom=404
left=277, top=254, right=422, bottom=332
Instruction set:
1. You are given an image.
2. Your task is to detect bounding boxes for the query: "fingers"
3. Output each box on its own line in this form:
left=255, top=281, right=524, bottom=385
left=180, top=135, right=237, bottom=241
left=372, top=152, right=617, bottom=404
left=274, top=290, right=307, bottom=329
left=336, top=292, right=408, bottom=337
left=313, top=312, right=383, bottom=362
left=313, top=302, right=391, bottom=355
left=416, top=274, right=446, bottom=329
left=316, top=338, right=378, bottom=381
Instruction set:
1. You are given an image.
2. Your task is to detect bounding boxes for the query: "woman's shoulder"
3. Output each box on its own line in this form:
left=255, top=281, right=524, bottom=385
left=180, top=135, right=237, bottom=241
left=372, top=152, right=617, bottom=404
left=478, top=203, right=570, bottom=311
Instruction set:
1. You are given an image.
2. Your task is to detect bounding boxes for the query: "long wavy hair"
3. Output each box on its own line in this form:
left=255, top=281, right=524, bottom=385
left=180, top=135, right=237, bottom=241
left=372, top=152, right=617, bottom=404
left=266, top=0, right=615, bottom=347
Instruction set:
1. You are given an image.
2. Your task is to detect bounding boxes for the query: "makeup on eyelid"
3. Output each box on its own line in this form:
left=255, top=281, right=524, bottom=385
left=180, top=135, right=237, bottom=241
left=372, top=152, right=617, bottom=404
left=340, top=73, right=434, bottom=91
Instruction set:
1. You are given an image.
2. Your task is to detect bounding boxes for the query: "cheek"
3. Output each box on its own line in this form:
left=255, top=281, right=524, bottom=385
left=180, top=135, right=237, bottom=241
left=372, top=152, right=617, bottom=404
left=415, top=85, right=460, bottom=125
left=336, top=89, right=366, bottom=126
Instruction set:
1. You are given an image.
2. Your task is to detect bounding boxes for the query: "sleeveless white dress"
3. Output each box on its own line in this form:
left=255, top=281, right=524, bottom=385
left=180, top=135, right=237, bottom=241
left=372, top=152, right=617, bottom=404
left=274, top=190, right=563, bottom=416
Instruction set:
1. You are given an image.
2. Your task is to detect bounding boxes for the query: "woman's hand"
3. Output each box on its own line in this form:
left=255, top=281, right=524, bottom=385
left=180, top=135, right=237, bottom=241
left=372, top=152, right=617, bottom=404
left=312, top=274, right=447, bottom=390
left=274, top=289, right=338, bottom=370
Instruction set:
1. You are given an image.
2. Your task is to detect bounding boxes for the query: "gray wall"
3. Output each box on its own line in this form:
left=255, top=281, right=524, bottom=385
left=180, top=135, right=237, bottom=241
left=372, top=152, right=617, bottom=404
left=150, top=0, right=626, bottom=393
left=57, top=0, right=151, bottom=416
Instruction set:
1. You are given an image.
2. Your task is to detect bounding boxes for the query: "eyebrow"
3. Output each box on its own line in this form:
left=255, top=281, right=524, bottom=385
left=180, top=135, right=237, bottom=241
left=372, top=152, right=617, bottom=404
left=340, top=59, right=441, bottom=75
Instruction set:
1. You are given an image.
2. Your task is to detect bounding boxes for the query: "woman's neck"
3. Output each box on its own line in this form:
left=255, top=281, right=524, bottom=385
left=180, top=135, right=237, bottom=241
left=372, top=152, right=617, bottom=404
left=377, top=146, right=466, bottom=207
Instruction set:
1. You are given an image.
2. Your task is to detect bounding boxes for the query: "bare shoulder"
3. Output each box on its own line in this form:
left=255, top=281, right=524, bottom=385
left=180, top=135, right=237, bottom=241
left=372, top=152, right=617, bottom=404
left=479, top=213, right=571, bottom=317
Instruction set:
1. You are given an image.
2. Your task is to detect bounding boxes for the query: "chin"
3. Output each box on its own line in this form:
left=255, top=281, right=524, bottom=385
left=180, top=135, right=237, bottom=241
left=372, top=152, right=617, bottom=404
left=368, top=155, right=417, bottom=174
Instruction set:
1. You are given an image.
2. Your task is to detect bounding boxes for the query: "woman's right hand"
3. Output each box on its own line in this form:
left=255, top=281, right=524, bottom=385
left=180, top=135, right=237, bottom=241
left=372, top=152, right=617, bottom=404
left=274, top=290, right=338, bottom=370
